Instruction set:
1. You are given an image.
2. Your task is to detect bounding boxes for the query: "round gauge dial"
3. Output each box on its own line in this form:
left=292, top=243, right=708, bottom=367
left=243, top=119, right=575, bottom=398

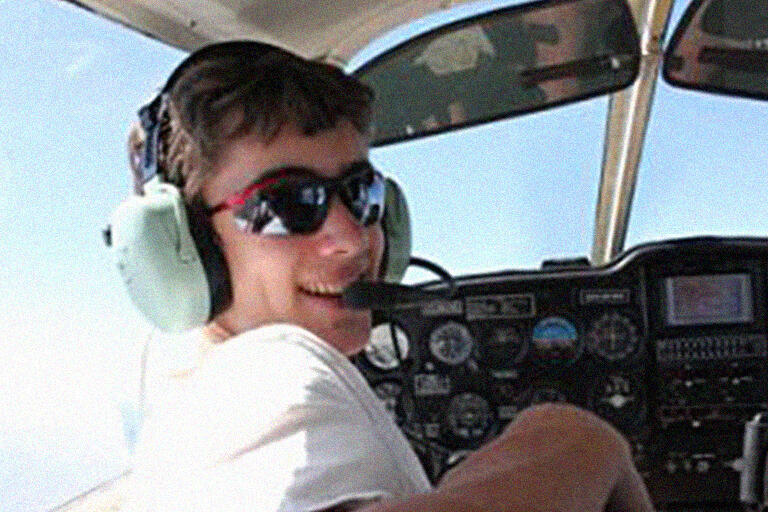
left=586, top=313, right=639, bottom=361
left=446, top=392, right=493, bottom=441
left=484, top=326, right=529, bottom=367
left=589, top=373, right=646, bottom=430
left=531, top=317, right=582, bottom=364
left=373, top=380, right=403, bottom=419
left=365, top=323, right=410, bottom=370
left=429, top=321, right=475, bottom=365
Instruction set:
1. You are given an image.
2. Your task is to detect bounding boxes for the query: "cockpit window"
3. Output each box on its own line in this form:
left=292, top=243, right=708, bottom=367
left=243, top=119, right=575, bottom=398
left=663, top=0, right=768, bottom=101
left=1, top=2, right=182, bottom=509
left=355, top=0, right=639, bottom=146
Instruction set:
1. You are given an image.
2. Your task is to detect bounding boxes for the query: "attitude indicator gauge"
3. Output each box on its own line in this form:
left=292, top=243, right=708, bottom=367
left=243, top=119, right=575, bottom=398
left=429, top=322, right=475, bottom=365
left=586, top=313, right=639, bottom=361
left=365, top=323, right=410, bottom=370
left=531, top=317, right=582, bottom=364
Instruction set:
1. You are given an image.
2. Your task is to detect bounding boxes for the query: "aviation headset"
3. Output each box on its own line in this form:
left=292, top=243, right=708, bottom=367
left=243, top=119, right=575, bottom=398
left=106, top=41, right=412, bottom=332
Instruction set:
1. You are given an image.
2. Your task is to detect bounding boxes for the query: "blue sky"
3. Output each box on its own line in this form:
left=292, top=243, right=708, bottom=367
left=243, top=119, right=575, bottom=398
left=1, top=1, right=767, bottom=511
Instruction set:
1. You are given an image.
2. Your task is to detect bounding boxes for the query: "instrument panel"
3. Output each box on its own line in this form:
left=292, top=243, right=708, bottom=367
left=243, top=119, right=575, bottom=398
left=354, top=237, right=768, bottom=512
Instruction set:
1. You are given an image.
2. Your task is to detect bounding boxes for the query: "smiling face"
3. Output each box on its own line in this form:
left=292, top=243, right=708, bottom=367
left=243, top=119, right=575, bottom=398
left=201, top=120, right=384, bottom=355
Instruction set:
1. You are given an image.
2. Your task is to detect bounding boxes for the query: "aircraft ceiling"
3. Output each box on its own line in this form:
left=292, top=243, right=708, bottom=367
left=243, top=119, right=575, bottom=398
left=62, top=0, right=486, bottom=65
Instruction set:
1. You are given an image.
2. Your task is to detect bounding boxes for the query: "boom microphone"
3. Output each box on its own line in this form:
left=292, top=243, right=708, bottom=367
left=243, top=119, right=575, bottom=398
left=342, top=281, right=448, bottom=309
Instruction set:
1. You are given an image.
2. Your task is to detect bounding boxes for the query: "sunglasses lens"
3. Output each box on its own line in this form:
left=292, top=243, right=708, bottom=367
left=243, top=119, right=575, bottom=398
left=273, top=183, right=328, bottom=234
left=233, top=195, right=279, bottom=234
left=231, top=165, right=384, bottom=235
left=232, top=181, right=324, bottom=235
left=341, top=168, right=385, bottom=226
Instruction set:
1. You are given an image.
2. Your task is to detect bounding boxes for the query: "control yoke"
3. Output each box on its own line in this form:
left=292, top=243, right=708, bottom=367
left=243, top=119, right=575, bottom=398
left=741, top=413, right=768, bottom=511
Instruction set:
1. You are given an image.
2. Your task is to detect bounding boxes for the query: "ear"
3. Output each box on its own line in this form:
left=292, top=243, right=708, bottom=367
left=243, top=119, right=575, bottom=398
left=380, top=177, right=411, bottom=283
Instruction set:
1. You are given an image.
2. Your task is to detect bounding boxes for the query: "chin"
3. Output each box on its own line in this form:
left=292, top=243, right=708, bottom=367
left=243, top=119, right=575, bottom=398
left=321, top=314, right=372, bottom=356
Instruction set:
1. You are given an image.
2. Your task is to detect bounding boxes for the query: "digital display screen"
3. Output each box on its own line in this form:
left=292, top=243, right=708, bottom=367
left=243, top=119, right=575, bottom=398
left=664, top=273, right=753, bottom=326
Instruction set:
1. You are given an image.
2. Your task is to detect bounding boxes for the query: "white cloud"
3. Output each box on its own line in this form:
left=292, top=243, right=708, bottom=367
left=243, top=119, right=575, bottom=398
left=0, top=333, right=130, bottom=509
left=59, top=38, right=110, bottom=81
left=65, top=50, right=98, bottom=80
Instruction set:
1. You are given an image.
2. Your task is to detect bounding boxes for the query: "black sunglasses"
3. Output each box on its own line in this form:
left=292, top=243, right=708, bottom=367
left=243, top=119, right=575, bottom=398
left=208, top=161, right=386, bottom=236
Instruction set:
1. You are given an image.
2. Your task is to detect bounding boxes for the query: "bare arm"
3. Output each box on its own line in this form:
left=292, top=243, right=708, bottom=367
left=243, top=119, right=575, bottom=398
left=359, top=404, right=654, bottom=512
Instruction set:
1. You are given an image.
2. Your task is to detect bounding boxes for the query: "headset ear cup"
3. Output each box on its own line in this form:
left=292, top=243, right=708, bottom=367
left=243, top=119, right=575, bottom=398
left=380, top=178, right=412, bottom=283
left=109, top=182, right=213, bottom=331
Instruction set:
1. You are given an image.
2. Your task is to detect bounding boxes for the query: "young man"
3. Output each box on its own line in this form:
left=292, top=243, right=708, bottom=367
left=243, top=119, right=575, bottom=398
left=123, top=41, right=653, bottom=512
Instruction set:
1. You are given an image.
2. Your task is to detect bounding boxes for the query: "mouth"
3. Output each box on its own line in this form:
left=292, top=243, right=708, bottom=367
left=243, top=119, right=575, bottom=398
left=299, top=274, right=371, bottom=302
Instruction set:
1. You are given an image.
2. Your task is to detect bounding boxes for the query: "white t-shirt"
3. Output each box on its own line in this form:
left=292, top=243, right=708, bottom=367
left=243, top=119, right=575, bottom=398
left=125, top=324, right=431, bottom=512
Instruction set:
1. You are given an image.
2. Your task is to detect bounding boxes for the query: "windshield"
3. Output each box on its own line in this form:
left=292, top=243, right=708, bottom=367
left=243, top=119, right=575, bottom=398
left=371, top=101, right=607, bottom=276
left=2, top=0, right=767, bottom=511
left=627, top=75, right=768, bottom=246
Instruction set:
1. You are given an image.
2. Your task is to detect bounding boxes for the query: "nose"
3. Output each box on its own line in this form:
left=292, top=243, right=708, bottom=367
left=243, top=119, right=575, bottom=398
left=318, top=196, right=368, bottom=257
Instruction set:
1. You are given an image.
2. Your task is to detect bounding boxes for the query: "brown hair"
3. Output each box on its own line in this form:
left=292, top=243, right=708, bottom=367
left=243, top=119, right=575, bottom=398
left=129, top=44, right=374, bottom=198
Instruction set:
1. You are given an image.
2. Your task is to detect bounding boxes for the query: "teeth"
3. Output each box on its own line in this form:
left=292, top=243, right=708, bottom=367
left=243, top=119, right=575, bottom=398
left=302, top=274, right=366, bottom=297
left=304, top=282, right=345, bottom=296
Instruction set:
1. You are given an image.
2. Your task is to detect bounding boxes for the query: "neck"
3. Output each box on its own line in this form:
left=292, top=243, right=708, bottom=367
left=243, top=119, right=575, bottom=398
left=203, top=320, right=233, bottom=343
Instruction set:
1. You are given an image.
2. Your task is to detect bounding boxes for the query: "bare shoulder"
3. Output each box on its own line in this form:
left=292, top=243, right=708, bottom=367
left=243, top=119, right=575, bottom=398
left=513, top=403, right=632, bottom=454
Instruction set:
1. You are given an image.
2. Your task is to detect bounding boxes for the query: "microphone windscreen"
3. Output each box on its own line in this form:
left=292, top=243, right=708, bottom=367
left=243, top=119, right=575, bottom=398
left=342, top=281, right=380, bottom=309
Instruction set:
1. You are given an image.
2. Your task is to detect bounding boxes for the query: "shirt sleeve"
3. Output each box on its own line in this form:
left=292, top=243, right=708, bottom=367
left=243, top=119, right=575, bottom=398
left=127, top=329, right=405, bottom=512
